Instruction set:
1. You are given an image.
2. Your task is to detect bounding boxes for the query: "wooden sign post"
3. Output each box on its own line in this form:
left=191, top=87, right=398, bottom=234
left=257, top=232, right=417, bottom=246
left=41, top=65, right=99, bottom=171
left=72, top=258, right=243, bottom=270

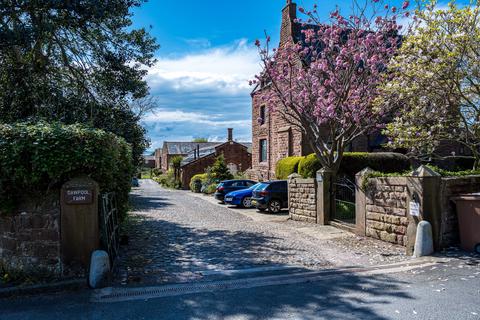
left=61, top=177, right=100, bottom=269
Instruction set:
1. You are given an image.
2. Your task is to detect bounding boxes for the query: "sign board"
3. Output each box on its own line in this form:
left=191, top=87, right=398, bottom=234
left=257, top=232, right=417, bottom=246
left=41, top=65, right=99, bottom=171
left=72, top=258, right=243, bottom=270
left=410, top=201, right=420, bottom=217
left=64, top=188, right=93, bottom=205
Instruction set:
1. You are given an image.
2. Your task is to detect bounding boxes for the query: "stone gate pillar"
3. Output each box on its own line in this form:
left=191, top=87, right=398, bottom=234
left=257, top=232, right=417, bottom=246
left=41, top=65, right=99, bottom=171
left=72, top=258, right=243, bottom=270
left=406, top=165, right=441, bottom=254
left=355, top=167, right=374, bottom=236
left=316, top=168, right=333, bottom=225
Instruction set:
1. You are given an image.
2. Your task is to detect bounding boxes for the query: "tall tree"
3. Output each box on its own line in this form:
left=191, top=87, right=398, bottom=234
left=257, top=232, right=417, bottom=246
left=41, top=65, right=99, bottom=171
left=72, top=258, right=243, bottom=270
left=254, top=0, right=409, bottom=176
left=0, top=0, right=159, bottom=165
left=378, top=1, right=480, bottom=169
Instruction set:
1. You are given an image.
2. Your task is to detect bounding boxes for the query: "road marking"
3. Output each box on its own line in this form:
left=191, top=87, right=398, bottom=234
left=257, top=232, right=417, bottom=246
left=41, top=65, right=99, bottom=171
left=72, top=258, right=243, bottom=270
left=92, top=257, right=446, bottom=303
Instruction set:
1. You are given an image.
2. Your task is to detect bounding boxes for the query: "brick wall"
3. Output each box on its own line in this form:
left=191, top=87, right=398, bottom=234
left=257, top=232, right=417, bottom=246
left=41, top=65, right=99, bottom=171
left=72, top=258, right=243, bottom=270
left=0, top=192, right=62, bottom=275
left=181, top=142, right=252, bottom=189
left=250, top=91, right=306, bottom=181
left=365, top=177, right=409, bottom=246
left=288, top=176, right=317, bottom=223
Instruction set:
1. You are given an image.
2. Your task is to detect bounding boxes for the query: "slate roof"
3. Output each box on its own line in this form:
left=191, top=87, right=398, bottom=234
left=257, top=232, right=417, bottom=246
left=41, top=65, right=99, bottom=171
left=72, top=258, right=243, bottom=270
left=163, top=142, right=219, bottom=155
left=181, top=142, right=252, bottom=167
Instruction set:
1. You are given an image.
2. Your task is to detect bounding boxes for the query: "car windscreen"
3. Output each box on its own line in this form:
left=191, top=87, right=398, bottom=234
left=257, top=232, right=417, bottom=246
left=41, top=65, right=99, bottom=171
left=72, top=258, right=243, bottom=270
left=249, top=183, right=262, bottom=190
left=256, top=183, right=270, bottom=191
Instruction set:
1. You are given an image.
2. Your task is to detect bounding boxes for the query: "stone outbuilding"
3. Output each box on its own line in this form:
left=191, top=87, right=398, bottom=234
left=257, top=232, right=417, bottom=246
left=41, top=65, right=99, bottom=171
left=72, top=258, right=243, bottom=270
left=180, top=129, right=252, bottom=190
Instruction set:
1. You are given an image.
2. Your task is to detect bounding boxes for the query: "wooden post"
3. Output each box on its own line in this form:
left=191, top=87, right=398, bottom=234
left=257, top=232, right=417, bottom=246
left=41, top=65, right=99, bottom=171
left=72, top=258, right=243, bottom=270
left=61, top=177, right=100, bottom=269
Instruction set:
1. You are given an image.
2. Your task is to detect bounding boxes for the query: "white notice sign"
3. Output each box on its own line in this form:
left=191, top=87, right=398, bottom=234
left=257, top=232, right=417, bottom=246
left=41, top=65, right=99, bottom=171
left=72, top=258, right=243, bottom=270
left=410, top=201, right=420, bottom=217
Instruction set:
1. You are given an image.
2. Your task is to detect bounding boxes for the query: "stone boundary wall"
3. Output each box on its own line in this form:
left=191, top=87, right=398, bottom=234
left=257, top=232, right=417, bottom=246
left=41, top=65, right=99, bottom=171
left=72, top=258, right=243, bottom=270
left=365, top=177, right=409, bottom=246
left=288, top=176, right=317, bottom=223
left=0, top=192, right=62, bottom=275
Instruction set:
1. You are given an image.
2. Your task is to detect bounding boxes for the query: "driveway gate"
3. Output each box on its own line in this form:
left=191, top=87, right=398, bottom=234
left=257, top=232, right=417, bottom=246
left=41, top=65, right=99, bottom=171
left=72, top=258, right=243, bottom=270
left=332, top=176, right=356, bottom=224
left=99, top=192, right=120, bottom=267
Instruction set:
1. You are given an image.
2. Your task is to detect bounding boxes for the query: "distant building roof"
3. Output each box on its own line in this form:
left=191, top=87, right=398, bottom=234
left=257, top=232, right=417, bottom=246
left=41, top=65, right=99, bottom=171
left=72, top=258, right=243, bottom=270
left=181, top=142, right=252, bottom=166
left=163, top=142, right=219, bottom=155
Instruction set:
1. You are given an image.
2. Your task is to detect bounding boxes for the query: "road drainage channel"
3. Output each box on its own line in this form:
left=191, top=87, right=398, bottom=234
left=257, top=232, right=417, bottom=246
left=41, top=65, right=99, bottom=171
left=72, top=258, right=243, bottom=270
left=93, top=258, right=444, bottom=303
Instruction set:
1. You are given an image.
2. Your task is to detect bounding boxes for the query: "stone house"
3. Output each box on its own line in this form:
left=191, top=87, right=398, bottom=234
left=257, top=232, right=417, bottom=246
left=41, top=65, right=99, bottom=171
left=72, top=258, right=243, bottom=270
left=143, top=155, right=155, bottom=168
left=249, top=1, right=387, bottom=181
left=180, top=129, right=252, bottom=189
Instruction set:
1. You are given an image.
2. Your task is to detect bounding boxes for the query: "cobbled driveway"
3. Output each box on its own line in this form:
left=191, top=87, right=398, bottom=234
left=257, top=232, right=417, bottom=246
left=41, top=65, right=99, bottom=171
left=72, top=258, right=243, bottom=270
left=115, top=179, right=407, bottom=285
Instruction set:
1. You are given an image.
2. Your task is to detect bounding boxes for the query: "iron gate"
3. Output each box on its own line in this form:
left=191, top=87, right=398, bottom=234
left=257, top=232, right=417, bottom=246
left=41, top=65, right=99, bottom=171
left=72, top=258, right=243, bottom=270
left=99, top=192, right=120, bottom=267
left=333, top=176, right=356, bottom=222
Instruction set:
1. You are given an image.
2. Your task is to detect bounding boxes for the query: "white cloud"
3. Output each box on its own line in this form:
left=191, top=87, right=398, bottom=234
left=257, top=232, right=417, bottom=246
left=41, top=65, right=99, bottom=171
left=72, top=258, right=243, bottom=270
left=143, top=109, right=251, bottom=127
left=146, top=39, right=261, bottom=95
left=142, top=39, right=258, bottom=151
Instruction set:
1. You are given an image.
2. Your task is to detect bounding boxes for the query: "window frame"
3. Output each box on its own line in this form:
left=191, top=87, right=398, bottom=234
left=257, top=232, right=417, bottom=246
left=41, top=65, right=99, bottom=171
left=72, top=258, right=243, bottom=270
left=259, top=139, right=268, bottom=163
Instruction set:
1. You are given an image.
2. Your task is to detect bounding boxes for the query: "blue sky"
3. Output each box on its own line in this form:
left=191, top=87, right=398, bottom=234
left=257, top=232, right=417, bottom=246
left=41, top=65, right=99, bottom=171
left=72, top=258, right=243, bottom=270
left=130, top=0, right=434, bottom=152
left=131, top=0, right=347, bottom=152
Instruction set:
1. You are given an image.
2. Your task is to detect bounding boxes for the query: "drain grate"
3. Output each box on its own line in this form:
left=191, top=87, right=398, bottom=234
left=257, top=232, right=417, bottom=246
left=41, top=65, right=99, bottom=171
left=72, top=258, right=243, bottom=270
left=93, top=258, right=443, bottom=303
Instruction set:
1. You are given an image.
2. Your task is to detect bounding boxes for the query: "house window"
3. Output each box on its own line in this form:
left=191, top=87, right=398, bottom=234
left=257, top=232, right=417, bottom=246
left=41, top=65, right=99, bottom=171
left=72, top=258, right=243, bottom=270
left=288, top=130, right=293, bottom=156
left=260, top=139, right=268, bottom=162
left=259, top=105, right=266, bottom=125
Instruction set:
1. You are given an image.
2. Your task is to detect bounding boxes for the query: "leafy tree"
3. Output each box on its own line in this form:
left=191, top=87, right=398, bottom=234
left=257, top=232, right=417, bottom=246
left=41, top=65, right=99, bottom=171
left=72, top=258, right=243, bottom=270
left=0, top=0, right=159, bottom=165
left=378, top=1, right=480, bottom=169
left=209, top=154, right=233, bottom=181
left=254, top=1, right=409, bottom=177
left=193, top=137, right=209, bottom=143
left=171, top=155, right=183, bottom=182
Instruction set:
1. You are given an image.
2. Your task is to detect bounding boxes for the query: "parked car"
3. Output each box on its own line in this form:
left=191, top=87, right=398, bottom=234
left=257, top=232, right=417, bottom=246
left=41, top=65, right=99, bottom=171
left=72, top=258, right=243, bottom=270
left=224, top=183, right=263, bottom=208
left=214, top=179, right=257, bottom=202
left=131, top=177, right=140, bottom=187
left=251, top=180, right=288, bottom=213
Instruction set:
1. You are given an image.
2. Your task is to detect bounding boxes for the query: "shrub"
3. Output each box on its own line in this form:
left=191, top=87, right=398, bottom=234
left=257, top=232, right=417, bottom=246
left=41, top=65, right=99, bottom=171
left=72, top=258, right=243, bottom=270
left=189, top=173, right=208, bottom=192
left=298, top=152, right=411, bottom=178
left=209, top=154, right=233, bottom=181
left=154, top=170, right=181, bottom=189
left=0, top=122, right=134, bottom=220
left=275, top=156, right=303, bottom=179
left=152, top=168, right=162, bottom=177
left=203, top=183, right=218, bottom=194
left=298, top=154, right=322, bottom=179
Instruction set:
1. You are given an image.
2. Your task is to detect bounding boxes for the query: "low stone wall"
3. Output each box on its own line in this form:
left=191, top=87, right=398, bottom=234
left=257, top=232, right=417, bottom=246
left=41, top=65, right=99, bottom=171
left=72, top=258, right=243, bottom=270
left=288, top=176, right=317, bottom=223
left=0, top=192, right=62, bottom=275
left=365, top=177, right=409, bottom=246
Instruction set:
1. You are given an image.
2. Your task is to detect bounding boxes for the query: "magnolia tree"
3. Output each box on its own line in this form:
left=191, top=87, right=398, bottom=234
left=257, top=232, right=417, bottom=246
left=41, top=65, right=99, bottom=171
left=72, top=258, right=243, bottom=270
left=379, top=1, right=480, bottom=168
left=253, top=1, right=410, bottom=176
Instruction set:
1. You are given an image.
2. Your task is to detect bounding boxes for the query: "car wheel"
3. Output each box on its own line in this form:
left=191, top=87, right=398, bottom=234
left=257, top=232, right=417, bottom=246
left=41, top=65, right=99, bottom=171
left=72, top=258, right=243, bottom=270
left=242, top=197, right=252, bottom=208
left=268, top=199, right=281, bottom=214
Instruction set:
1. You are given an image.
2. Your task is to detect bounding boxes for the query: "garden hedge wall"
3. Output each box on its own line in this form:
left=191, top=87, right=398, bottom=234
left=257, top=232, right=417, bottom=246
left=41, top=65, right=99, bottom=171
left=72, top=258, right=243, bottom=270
left=275, top=156, right=303, bottom=179
left=278, top=152, right=410, bottom=179
left=0, top=122, right=134, bottom=220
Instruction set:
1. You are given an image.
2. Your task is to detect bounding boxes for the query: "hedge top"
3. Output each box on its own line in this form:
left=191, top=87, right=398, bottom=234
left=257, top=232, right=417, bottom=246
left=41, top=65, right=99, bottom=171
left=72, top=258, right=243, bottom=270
left=277, top=152, right=411, bottom=179
left=0, top=122, right=133, bottom=217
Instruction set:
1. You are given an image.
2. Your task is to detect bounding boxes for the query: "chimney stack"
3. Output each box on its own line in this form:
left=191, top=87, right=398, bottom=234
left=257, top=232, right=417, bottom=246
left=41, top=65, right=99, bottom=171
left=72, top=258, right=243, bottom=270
left=227, top=128, right=233, bottom=142
left=280, top=0, right=297, bottom=46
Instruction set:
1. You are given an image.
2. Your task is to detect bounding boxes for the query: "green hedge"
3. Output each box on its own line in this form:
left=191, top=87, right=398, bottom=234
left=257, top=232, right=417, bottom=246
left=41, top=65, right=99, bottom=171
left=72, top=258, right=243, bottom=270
left=297, top=152, right=411, bottom=178
left=189, top=173, right=208, bottom=192
left=0, top=122, right=134, bottom=220
left=275, top=156, right=303, bottom=179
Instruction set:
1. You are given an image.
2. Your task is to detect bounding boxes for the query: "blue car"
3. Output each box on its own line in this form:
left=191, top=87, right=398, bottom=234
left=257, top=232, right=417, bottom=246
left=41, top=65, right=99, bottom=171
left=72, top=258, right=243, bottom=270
left=224, top=183, right=262, bottom=208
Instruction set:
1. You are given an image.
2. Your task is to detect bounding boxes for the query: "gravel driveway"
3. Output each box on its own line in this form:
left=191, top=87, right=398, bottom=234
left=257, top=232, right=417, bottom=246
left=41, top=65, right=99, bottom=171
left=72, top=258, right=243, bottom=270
left=115, top=179, right=407, bottom=285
